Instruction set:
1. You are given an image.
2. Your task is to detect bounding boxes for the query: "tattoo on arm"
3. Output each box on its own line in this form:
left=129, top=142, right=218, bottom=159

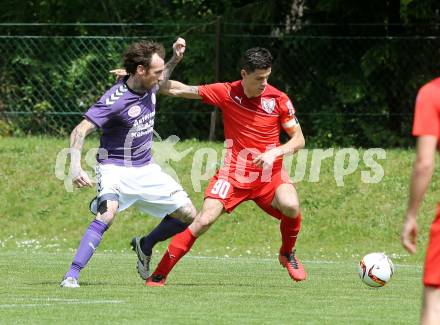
left=188, top=86, right=199, bottom=95
left=70, top=128, right=86, bottom=167
left=179, top=85, right=200, bottom=99
left=159, top=57, right=179, bottom=87
left=70, top=121, right=95, bottom=167
left=159, top=80, right=200, bottom=98
left=71, top=127, right=86, bottom=150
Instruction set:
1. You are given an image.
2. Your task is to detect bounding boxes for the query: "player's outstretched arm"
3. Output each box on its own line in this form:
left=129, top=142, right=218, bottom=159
left=159, top=80, right=202, bottom=99
left=109, top=69, right=127, bottom=80
left=159, top=37, right=186, bottom=88
left=109, top=37, right=186, bottom=82
left=69, top=119, right=96, bottom=188
left=401, top=135, right=437, bottom=253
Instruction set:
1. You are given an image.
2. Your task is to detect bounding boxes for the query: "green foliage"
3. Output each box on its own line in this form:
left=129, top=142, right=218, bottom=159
left=1, top=0, right=440, bottom=145
left=0, top=119, right=13, bottom=136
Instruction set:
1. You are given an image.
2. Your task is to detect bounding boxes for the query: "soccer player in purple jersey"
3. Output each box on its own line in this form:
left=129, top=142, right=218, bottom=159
left=60, top=38, right=196, bottom=288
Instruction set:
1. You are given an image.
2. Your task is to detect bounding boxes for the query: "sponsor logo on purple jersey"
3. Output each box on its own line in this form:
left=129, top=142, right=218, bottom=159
left=84, top=78, right=158, bottom=167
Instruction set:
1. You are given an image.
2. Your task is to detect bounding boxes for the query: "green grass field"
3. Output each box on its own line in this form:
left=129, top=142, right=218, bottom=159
left=0, top=251, right=422, bottom=324
left=0, top=136, right=437, bottom=324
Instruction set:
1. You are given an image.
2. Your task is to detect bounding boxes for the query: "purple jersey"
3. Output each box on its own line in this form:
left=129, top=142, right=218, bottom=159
left=84, top=77, right=158, bottom=167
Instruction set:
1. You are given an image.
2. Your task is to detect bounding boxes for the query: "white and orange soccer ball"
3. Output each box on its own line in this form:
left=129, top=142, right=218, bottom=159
left=358, top=252, right=395, bottom=287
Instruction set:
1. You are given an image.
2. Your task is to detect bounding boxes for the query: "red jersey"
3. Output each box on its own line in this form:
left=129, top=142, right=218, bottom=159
left=412, top=78, right=440, bottom=145
left=412, top=79, right=440, bottom=286
left=199, top=80, right=298, bottom=188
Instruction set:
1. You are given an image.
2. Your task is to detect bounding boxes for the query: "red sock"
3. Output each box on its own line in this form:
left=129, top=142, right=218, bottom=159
left=152, top=228, right=197, bottom=277
left=279, top=213, right=302, bottom=255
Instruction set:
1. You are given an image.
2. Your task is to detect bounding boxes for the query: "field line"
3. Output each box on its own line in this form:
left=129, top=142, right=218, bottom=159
left=184, top=255, right=422, bottom=268
left=0, top=298, right=124, bottom=308
left=0, top=250, right=423, bottom=269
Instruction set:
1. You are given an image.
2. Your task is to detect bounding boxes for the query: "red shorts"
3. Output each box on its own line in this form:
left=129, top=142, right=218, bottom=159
left=423, top=204, right=440, bottom=287
left=204, top=170, right=293, bottom=220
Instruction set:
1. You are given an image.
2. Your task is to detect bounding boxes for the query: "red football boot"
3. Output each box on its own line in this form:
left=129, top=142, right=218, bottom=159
left=278, top=249, right=307, bottom=282
left=145, top=274, right=167, bottom=287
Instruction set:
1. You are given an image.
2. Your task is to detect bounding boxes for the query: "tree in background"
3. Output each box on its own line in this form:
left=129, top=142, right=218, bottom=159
left=0, top=0, right=439, bottom=146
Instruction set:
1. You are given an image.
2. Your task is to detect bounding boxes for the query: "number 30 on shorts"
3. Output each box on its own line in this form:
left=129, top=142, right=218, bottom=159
left=210, top=179, right=231, bottom=199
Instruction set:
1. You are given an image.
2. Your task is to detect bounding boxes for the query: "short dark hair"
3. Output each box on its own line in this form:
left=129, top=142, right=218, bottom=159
left=123, top=40, right=165, bottom=74
left=240, top=47, right=273, bottom=73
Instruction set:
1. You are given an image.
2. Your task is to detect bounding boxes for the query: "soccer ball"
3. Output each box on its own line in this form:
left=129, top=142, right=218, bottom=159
left=358, top=252, right=394, bottom=287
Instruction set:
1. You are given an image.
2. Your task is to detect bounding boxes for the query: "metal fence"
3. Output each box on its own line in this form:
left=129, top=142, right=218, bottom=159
left=1, top=23, right=439, bottom=146
left=0, top=32, right=216, bottom=138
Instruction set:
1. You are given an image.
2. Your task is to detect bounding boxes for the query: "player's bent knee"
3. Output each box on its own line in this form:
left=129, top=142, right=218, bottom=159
left=96, top=200, right=118, bottom=225
left=96, top=211, right=116, bottom=225
left=280, top=203, right=300, bottom=218
left=171, top=203, right=196, bottom=224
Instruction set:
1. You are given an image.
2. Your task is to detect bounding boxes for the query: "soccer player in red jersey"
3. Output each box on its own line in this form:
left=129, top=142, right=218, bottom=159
left=145, top=47, right=307, bottom=286
left=402, top=78, right=440, bottom=325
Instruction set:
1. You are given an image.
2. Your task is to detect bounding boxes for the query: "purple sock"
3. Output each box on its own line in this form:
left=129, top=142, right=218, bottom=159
left=65, top=219, right=108, bottom=280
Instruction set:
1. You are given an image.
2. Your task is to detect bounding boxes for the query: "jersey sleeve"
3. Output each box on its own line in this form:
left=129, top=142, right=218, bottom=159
left=278, top=93, right=300, bottom=136
left=84, top=80, right=126, bottom=128
left=198, top=83, right=229, bottom=108
left=84, top=99, right=117, bottom=128
left=412, top=83, right=440, bottom=137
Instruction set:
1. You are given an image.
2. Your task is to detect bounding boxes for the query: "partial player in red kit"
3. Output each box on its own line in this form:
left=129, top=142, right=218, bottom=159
left=401, top=78, right=440, bottom=325
left=149, top=47, right=307, bottom=286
